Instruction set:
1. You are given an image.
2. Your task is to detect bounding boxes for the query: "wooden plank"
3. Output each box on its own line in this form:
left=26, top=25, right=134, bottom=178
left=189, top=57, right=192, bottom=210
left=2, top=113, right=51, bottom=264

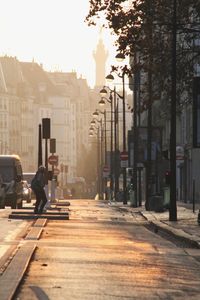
left=34, top=218, right=47, bottom=227
left=9, top=214, right=69, bottom=220
left=0, top=244, right=36, bottom=300
left=11, top=211, right=68, bottom=215
left=25, top=227, right=43, bottom=240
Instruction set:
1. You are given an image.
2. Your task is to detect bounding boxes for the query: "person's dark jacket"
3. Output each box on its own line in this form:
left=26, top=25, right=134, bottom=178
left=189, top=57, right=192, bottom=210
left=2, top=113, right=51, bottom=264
left=31, top=170, right=45, bottom=191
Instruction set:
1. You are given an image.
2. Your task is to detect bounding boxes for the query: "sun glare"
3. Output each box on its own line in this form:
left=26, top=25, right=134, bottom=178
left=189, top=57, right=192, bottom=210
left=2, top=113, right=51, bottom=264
left=0, top=0, right=118, bottom=88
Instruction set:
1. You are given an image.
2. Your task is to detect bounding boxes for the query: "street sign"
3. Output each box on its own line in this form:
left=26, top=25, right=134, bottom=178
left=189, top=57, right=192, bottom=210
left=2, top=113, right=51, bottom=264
left=120, top=151, right=128, bottom=160
left=120, top=160, right=128, bottom=168
left=120, top=151, right=128, bottom=167
left=176, top=146, right=184, bottom=160
left=103, top=165, right=110, bottom=178
left=54, top=168, right=60, bottom=175
left=48, top=155, right=58, bottom=165
left=103, top=165, right=109, bottom=172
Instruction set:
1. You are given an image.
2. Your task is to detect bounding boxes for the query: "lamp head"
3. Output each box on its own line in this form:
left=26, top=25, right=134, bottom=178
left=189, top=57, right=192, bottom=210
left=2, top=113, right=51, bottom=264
left=100, top=88, right=107, bottom=96
left=93, top=111, right=99, bottom=117
left=115, top=53, right=125, bottom=62
left=106, top=74, right=114, bottom=82
left=99, top=98, right=106, bottom=106
left=91, top=119, right=96, bottom=125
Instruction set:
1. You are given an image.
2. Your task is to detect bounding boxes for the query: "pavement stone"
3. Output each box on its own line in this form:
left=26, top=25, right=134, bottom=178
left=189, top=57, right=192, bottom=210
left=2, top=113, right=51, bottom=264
left=110, top=200, right=200, bottom=248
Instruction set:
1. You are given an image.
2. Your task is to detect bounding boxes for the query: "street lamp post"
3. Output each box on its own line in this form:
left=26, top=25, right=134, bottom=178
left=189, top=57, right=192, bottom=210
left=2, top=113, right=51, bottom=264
left=121, top=70, right=127, bottom=205
left=93, top=109, right=108, bottom=199
left=105, top=60, right=129, bottom=205
left=99, top=86, right=120, bottom=199
left=99, top=91, right=114, bottom=199
left=93, top=109, right=107, bottom=167
left=133, top=50, right=138, bottom=207
left=169, top=0, right=177, bottom=221
left=100, top=86, right=124, bottom=202
left=91, top=116, right=105, bottom=199
left=89, top=124, right=101, bottom=198
left=113, top=89, right=120, bottom=200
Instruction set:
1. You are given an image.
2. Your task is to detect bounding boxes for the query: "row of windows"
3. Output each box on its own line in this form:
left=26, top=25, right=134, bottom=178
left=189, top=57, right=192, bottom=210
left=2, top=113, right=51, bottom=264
left=0, top=101, right=7, bottom=110
left=0, top=114, right=8, bottom=128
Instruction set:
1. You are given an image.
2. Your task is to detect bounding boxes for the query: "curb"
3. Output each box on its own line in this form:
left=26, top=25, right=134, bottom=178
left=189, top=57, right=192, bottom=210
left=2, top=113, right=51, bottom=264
left=141, top=213, right=200, bottom=249
left=112, top=203, right=200, bottom=249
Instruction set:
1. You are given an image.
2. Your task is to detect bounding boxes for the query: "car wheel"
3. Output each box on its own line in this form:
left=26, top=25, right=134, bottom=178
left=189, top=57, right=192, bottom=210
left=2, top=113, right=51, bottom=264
left=0, top=199, right=5, bottom=209
left=11, top=201, right=17, bottom=209
left=26, top=196, right=31, bottom=203
left=17, top=200, right=23, bottom=209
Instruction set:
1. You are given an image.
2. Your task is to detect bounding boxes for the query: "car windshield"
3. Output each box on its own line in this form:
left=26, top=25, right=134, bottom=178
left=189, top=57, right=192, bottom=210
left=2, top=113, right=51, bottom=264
left=0, top=166, right=14, bottom=182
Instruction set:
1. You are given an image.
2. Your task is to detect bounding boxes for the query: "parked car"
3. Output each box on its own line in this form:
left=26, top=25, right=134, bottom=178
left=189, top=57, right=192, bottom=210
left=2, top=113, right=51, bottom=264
left=22, top=180, right=32, bottom=203
left=23, top=172, right=35, bottom=198
left=0, top=175, right=6, bottom=209
left=0, top=155, right=23, bottom=209
left=23, top=172, right=35, bottom=185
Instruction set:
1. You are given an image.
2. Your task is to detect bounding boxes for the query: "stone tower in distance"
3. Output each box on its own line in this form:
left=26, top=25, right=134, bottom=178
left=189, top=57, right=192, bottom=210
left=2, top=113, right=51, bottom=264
left=93, top=30, right=108, bottom=88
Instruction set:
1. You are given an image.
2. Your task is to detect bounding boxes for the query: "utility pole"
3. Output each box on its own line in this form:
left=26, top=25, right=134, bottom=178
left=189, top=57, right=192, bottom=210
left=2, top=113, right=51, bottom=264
left=114, top=89, right=119, bottom=200
left=97, top=127, right=101, bottom=198
left=145, top=20, right=153, bottom=210
left=38, top=124, right=43, bottom=168
left=133, top=50, right=138, bottom=207
left=169, top=0, right=177, bottom=221
left=122, top=72, right=127, bottom=204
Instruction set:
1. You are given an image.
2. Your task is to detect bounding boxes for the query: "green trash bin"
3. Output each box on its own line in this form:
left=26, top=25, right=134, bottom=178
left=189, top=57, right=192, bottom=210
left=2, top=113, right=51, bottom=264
left=163, top=187, right=170, bottom=209
left=130, top=189, right=137, bottom=207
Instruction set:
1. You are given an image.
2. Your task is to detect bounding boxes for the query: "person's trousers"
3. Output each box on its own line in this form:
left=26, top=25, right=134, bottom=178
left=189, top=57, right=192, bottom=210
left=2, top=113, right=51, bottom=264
left=34, top=188, right=47, bottom=213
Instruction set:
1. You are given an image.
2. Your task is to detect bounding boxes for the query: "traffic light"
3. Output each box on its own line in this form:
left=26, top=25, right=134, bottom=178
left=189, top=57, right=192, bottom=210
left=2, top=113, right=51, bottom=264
left=42, top=118, right=51, bottom=139
left=165, top=170, right=171, bottom=185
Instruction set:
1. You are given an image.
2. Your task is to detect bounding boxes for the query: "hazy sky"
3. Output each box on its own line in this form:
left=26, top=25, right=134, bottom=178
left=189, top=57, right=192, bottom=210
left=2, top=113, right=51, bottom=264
left=0, top=0, right=118, bottom=88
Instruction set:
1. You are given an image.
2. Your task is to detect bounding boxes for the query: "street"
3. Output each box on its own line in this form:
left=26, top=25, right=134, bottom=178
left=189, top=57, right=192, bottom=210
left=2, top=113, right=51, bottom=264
left=0, top=206, right=32, bottom=274
left=7, top=199, right=200, bottom=300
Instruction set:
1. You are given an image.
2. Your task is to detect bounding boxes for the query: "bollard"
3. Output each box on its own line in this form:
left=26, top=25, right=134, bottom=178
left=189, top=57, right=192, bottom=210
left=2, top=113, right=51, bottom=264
left=198, top=210, right=200, bottom=225
left=129, top=190, right=136, bottom=207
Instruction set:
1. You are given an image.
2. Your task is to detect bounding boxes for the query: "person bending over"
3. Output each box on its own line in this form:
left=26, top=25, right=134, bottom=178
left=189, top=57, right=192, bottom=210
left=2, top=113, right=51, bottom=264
left=31, top=166, right=47, bottom=214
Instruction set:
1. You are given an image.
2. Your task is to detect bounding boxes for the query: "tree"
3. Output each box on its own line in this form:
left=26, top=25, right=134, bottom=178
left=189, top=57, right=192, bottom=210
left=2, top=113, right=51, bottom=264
left=86, top=0, right=200, bottom=104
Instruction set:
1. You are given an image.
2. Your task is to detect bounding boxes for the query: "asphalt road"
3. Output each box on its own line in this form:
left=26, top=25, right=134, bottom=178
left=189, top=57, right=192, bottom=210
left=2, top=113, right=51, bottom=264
left=7, top=200, right=200, bottom=299
left=0, top=205, right=32, bottom=274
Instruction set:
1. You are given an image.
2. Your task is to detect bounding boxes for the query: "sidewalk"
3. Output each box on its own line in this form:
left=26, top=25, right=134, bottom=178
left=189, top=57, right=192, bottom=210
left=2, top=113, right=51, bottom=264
left=111, top=200, right=200, bottom=249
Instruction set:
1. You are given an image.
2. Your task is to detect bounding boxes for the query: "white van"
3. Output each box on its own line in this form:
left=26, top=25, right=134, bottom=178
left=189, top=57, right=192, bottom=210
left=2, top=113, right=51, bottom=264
left=0, top=155, right=23, bottom=209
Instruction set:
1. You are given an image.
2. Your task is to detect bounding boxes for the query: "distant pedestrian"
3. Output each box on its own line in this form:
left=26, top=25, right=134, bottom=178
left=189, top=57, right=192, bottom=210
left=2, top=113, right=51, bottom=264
left=31, top=166, right=47, bottom=214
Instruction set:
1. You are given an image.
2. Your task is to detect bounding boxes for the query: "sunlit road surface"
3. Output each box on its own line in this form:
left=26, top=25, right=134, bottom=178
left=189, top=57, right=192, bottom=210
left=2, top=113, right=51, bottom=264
left=0, top=206, right=31, bottom=270
left=15, top=200, right=200, bottom=300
